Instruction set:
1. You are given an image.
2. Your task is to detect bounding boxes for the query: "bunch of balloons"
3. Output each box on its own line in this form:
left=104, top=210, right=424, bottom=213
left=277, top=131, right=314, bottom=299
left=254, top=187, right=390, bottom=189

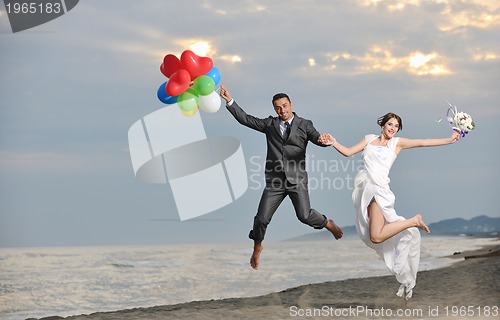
left=157, top=50, right=222, bottom=116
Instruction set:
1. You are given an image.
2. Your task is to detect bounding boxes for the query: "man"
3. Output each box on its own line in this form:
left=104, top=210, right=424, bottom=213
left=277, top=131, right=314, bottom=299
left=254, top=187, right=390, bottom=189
left=220, top=86, right=343, bottom=270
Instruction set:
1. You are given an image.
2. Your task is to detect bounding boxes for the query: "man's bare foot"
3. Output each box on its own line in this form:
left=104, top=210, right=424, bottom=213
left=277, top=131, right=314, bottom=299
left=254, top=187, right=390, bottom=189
left=413, top=214, right=430, bottom=234
left=325, top=219, right=343, bottom=240
left=250, top=242, right=263, bottom=270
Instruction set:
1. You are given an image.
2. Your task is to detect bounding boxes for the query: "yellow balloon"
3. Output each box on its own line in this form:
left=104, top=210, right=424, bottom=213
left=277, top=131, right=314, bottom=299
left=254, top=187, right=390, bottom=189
left=179, top=106, right=199, bottom=117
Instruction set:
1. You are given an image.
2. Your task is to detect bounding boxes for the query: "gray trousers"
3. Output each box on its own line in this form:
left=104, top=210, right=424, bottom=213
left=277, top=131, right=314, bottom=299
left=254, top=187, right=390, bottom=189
left=248, top=178, right=328, bottom=243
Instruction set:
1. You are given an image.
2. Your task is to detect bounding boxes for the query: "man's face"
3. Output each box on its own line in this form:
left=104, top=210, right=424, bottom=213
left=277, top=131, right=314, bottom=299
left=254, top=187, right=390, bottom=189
left=273, top=98, right=293, bottom=121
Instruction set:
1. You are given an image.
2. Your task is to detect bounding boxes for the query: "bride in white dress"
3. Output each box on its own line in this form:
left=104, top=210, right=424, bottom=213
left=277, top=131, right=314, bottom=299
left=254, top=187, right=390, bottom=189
left=321, top=112, right=461, bottom=299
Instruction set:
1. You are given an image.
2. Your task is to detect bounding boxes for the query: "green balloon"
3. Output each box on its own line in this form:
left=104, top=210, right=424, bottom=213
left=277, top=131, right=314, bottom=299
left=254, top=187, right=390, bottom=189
left=193, top=75, right=215, bottom=96
left=178, top=89, right=198, bottom=112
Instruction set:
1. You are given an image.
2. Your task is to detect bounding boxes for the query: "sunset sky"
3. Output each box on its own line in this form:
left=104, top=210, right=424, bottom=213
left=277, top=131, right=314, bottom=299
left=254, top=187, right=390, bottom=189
left=0, top=0, right=498, bottom=247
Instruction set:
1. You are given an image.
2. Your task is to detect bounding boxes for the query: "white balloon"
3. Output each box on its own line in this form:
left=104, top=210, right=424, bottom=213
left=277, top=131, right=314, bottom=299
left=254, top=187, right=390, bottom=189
left=198, top=91, right=222, bottom=113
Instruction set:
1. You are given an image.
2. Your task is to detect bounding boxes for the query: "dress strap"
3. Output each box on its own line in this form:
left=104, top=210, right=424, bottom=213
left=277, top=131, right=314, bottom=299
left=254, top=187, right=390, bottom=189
left=364, top=134, right=378, bottom=146
left=387, top=137, right=400, bottom=151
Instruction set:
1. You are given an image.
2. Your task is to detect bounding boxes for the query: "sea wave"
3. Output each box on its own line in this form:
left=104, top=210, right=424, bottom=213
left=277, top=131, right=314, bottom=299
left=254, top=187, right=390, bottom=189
left=0, top=236, right=497, bottom=320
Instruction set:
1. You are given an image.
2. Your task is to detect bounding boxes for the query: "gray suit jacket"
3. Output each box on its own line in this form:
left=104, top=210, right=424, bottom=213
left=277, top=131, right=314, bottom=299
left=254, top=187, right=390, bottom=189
left=227, top=101, right=325, bottom=185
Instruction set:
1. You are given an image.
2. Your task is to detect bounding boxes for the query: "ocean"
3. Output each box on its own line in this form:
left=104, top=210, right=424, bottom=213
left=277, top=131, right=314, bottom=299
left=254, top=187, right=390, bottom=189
left=0, top=236, right=498, bottom=320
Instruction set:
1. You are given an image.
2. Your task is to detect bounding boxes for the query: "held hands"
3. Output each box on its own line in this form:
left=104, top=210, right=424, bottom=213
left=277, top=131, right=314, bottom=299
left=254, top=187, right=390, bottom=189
left=451, top=130, right=461, bottom=143
left=219, top=85, right=232, bottom=103
left=318, top=133, right=336, bottom=146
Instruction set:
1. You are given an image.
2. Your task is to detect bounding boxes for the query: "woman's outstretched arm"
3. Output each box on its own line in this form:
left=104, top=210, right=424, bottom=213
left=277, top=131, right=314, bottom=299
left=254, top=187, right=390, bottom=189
left=397, top=131, right=461, bottom=153
left=320, top=133, right=366, bottom=157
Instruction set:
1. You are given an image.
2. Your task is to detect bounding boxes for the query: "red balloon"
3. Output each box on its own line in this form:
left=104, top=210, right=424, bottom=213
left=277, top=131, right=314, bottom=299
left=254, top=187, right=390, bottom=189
left=165, top=69, right=191, bottom=96
left=180, top=50, right=213, bottom=80
left=160, top=54, right=183, bottom=78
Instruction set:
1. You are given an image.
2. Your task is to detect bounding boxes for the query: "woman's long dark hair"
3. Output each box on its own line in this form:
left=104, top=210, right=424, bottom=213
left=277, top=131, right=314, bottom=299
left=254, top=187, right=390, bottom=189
left=377, top=112, right=403, bottom=132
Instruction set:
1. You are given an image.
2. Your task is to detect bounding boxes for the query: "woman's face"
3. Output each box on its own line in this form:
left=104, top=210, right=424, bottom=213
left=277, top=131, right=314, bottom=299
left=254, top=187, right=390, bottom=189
left=382, top=117, right=400, bottom=138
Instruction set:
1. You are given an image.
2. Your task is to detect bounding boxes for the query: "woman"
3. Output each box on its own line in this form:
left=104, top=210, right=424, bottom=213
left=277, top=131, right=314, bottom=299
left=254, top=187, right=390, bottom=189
left=320, top=112, right=460, bottom=299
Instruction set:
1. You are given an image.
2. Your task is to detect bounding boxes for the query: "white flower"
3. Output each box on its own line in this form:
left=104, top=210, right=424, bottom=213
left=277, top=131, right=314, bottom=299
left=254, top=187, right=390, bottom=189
left=445, top=103, right=475, bottom=136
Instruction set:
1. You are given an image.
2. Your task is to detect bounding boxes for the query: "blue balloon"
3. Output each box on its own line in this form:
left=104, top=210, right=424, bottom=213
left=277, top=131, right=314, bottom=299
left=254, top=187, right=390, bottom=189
left=157, top=82, right=178, bottom=104
left=205, top=67, right=221, bottom=85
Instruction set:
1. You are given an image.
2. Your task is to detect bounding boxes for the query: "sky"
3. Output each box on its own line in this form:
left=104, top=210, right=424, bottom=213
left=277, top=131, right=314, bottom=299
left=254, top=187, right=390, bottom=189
left=0, top=0, right=499, bottom=247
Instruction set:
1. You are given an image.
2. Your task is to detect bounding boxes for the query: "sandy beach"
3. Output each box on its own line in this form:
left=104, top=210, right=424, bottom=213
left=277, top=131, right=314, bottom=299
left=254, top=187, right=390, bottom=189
left=30, top=243, right=499, bottom=320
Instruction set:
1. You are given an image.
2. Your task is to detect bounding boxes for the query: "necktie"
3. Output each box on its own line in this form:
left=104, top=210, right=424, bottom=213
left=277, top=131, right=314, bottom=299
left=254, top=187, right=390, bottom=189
left=283, top=122, right=291, bottom=140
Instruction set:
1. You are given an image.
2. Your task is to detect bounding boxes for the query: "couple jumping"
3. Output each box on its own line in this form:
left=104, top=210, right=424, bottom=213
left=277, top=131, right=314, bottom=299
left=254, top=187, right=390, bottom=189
left=219, top=86, right=460, bottom=299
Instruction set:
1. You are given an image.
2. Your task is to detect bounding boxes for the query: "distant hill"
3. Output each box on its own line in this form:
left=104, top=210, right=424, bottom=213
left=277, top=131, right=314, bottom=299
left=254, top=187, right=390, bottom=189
left=426, top=215, right=500, bottom=236
left=284, top=215, right=499, bottom=242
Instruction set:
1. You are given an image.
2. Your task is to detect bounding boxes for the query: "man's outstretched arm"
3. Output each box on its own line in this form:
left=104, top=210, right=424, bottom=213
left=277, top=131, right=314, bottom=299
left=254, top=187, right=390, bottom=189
left=220, top=85, right=267, bottom=133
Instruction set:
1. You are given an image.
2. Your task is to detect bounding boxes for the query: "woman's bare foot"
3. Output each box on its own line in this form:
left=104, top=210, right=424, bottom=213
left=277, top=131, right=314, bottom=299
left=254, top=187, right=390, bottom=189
left=250, top=242, right=263, bottom=270
left=413, top=214, right=430, bottom=234
left=325, top=219, right=343, bottom=240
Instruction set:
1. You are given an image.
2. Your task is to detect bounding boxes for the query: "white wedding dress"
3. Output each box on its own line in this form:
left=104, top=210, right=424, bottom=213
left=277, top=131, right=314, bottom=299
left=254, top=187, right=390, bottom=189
left=352, top=134, right=421, bottom=299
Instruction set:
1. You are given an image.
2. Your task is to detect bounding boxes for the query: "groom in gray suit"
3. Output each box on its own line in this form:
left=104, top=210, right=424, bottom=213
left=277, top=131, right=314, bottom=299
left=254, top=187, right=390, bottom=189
left=220, top=86, right=343, bottom=270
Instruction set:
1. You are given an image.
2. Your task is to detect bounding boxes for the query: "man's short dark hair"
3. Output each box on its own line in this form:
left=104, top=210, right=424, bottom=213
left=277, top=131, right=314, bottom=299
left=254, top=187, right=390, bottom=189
left=272, top=93, right=291, bottom=104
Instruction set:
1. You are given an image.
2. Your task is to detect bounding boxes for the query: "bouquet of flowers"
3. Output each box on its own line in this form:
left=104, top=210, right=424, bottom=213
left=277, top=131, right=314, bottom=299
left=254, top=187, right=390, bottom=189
left=442, top=102, right=475, bottom=137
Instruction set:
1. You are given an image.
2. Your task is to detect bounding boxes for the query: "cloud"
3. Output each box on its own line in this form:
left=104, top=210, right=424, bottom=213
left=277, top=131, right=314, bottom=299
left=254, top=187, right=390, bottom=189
left=202, top=0, right=268, bottom=15
left=439, top=1, right=500, bottom=31
left=356, top=0, right=499, bottom=31
left=472, top=49, right=499, bottom=61
left=304, top=45, right=451, bottom=76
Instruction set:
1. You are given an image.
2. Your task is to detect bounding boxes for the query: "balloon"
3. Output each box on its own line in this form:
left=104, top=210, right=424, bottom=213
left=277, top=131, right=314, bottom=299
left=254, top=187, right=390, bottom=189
left=180, top=50, right=213, bottom=80
left=157, top=82, right=178, bottom=104
left=179, top=106, right=199, bottom=117
left=178, top=89, right=198, bottom=112
left=156, top=49, right=222, bottom=117
left=198, top=90, right=222, bottom=113
left=205, top=67, right=221, bottom=85
left=166, top=69, right=191, bottom=96
left=193, top=75, right=215, bottom=96
left=160, top=54, right=183, bottom=78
